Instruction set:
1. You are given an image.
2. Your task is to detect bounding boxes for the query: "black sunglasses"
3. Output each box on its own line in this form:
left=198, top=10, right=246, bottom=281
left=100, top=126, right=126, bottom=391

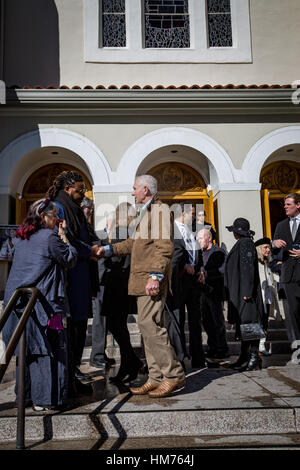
left=38, top=197, right=51, bottom=214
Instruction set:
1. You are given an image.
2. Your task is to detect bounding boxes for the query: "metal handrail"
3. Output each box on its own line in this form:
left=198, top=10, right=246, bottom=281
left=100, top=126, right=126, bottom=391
left=0, top=287, right=40, bottom=450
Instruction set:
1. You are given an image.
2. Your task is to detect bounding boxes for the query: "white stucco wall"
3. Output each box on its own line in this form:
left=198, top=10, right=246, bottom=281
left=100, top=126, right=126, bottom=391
left=54, top=0, right=300, bottom=87
left=3, top=0, right=300, bottom=87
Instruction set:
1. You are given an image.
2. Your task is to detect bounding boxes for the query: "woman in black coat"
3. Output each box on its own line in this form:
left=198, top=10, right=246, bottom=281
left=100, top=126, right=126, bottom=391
left=224, top=218, right=265, bottom=371
left=102, top=203, right=144, bottom=383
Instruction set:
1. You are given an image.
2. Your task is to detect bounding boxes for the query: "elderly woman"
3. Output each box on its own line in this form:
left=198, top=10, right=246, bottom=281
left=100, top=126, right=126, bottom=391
left=224, top=218, right=265, bottom=371
left=255, top=237, right=282, bottom=356
left=3, top=198, right=77, bottom=411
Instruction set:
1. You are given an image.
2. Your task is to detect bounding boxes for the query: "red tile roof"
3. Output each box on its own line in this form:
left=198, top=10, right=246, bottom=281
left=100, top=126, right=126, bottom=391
left=6, top=84, right=297, bottom=90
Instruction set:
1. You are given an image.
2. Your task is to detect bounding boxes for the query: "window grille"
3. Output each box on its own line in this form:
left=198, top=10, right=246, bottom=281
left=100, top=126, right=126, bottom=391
left=144, top=0, right=190, bottom=48
left=207, top=0, right=232, bottom=47
left=101, top=0, right=126, bottom=47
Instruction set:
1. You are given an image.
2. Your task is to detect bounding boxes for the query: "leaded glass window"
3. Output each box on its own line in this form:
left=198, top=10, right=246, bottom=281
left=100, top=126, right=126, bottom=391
left=207, top=0, right=232, bottom=47
left=144, top=0, right=190, bottom=48
left=101, top=0, right=126, bottom=47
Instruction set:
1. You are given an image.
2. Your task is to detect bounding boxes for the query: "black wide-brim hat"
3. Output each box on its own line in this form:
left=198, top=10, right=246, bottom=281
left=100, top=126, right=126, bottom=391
left=226, top=217, right=255, bottom=237
left=254, top=237, right=271, bottom=247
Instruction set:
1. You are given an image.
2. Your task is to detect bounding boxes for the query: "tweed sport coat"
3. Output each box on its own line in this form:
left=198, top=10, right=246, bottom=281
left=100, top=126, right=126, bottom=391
left=112, top=195, right=174, bottom=297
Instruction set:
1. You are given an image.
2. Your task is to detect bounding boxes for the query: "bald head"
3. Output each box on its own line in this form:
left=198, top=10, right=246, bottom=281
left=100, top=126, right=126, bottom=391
left=197, top=228, right=212, bottom=250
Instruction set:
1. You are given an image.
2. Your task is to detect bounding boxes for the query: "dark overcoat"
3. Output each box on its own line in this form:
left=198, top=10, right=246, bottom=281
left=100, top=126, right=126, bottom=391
left=224, top=236, right=264, bottom=325
left=273, top=218, right=300, bottom=283
left=55, top=200, right=92, bottom=320
left=100, top=226, right=137, bottom=317
left=3, top=228, right=77, bottom=355
left=201, top=244, right=226, bottom=301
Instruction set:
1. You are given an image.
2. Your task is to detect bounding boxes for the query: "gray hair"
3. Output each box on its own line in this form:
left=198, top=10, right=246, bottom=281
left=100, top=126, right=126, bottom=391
left=198, top=228, right=212, bottom=240
left=81, top=196, right=94, bottom=209
left=31, top=198, right=57, bottom=218
left=135, top=175, right=157, bottom=195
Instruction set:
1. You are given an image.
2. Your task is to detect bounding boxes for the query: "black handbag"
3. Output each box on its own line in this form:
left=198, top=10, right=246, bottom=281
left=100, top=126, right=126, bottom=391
left=240, top=322, right=265, bottom=341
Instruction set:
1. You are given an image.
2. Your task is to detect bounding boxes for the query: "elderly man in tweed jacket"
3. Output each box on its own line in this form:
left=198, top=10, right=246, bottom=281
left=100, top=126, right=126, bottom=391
left=100, top=175, right=185, bottom=397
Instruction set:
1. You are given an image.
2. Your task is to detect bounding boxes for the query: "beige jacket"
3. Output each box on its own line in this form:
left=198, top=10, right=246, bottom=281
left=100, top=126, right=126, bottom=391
left=112, top=195, right=174, bottom=296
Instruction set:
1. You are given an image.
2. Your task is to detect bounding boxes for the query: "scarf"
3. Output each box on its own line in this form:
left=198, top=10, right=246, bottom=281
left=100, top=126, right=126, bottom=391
left=55, top=190, right=86, bottom=239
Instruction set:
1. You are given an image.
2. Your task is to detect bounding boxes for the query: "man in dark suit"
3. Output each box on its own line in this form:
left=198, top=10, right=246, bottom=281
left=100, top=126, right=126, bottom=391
left=172, top=202, right=206, bottom=368
left=272, top=193, right=300, bottom=343
left=197, top=228, right=229, bottom=359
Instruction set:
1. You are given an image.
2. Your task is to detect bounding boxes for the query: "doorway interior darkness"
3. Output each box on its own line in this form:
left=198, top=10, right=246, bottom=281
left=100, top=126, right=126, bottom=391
left=260, top=160, right=300, bottom=238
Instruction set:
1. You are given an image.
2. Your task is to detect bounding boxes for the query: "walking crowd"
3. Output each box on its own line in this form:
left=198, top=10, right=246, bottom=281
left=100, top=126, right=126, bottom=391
left=2, top=170, right=300, bottom=409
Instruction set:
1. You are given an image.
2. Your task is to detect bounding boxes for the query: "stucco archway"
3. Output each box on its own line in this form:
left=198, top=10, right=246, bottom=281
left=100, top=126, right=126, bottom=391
left=116, top=127, right=236, bottom=190
left=0, top=127, right=112, bottom=195
left=242, top=126, right=300, bottom=184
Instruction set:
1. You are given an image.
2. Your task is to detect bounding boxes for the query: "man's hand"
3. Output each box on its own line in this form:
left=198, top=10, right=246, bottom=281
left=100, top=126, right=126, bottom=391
left=89, top=245, right=104, bottom=261
left=145, top=278, right=159, bottom=296
left=273, top=239, right=287, bottom=249
left=289, top=248, right=300, bottom=259
left=184, top=264, right=195, bottom=275
left=197, top=271, right=205, bottom=284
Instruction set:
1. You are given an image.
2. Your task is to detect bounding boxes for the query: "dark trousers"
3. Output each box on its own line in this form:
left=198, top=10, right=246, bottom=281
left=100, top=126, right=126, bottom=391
left=201, top=294, right=229, bottom=355
left=90, top=297, right=108, bottom=362
left=15, top=329, right=68, bottom=406
left=284, top=282, right=300, bottom=342
left=240, top=339, right=260, bottom=358
left=179, top=280, right=205, bottom=365
left=68, top=318, right=88, bottom=369
left=164, top=301, right=185, bottom=363
left=106, top=308, right=141, bottom=372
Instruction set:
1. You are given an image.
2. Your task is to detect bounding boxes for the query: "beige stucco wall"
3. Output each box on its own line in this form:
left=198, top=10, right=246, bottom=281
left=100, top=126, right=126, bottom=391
left=57, top=0, right=300, bottom=87
left=215, top=190, right=264, bottom=250
left=0, top=120, right=299, bottom=190
left=3, top=0, right=300, bottom=87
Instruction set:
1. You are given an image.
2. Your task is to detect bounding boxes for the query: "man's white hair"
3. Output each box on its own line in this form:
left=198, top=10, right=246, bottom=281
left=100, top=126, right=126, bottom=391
left=135, top=175, right=157, bottom=195
left=198, top=228, right=212, bottom=240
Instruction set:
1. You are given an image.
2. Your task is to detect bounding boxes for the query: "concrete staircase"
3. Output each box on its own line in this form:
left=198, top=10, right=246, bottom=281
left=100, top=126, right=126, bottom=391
left=83, top=314, right=291, bottom=361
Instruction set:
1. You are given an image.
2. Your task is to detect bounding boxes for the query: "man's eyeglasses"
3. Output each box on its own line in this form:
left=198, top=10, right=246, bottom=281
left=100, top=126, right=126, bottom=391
left=73, top=187, right=86, bottom=195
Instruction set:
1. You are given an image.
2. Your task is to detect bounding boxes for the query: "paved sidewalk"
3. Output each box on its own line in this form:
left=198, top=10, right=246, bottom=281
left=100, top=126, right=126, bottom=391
left=0, top=354, right=300, bottom=449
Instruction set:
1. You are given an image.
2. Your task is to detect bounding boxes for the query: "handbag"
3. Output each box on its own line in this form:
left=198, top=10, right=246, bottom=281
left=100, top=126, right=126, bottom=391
left=240, top=322, right=265, bottom=341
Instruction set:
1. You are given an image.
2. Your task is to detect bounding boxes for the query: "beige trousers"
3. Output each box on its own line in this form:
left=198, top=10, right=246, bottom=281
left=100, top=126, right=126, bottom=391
left=137, top=295, right=185, bottom=385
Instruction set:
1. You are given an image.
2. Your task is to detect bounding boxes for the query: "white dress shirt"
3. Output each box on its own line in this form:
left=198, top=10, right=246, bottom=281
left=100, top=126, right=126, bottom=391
left=289, top=213, right=300, bottom=239
left=175, top=220, right=197, bottom=265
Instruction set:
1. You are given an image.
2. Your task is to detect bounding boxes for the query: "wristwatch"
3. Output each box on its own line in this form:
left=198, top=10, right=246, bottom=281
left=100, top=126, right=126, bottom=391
left=150, top=274, right=159, bottom=281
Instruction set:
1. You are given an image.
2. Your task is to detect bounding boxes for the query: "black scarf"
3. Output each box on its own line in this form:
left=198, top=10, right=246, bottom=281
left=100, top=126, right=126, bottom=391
left=55, top=190, right=86, bottom=239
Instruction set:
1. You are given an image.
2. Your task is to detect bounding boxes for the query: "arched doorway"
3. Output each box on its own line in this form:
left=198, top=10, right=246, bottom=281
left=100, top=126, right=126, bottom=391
left=147, top=161, right=215, bottom=233
left=16, top=163, right=93, bottom=224
left=260, top=160, right=300, bottom=238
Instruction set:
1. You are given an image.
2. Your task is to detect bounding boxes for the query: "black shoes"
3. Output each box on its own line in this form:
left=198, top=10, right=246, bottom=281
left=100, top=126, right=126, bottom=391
left=206, top=350, right=230, bottom=359
left=245, top=353, right=262, bottom=371
left=109, top=361, right=144, bottom=384
left=74, top=367, right=92, bottom=381
left=89, top=356, right=116, bottom=369
left=191, top=360, right=207, bottom=369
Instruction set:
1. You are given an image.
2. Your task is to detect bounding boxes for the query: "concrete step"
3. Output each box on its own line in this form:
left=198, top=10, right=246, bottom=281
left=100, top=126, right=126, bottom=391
left=1, top=359, right=299, bottom=444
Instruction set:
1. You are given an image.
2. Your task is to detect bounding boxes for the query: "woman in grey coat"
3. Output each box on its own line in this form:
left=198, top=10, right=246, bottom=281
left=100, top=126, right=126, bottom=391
left=3, top=198, right=77, bottom=411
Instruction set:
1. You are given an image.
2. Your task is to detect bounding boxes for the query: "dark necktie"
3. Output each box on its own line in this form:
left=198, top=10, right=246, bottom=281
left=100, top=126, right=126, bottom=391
left=291, top=218, right=298, bottom=241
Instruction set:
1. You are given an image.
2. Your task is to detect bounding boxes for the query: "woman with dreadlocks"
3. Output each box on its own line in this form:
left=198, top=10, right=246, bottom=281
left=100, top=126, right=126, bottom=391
left=47, top=170, right=101, bottom=395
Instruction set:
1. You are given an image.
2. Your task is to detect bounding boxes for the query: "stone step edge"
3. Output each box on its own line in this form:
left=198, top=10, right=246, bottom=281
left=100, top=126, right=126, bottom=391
left=0, top=407, right=298, bottom=442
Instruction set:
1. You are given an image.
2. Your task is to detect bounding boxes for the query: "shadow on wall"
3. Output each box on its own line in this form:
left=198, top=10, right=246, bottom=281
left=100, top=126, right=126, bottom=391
left=4, top=0, right=60, bottom=87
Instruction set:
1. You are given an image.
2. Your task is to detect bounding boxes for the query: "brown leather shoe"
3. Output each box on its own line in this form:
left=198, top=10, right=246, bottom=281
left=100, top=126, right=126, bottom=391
left=148, top=379, right=185, bottom=398
left=129, top=379, right=158, bottom=395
